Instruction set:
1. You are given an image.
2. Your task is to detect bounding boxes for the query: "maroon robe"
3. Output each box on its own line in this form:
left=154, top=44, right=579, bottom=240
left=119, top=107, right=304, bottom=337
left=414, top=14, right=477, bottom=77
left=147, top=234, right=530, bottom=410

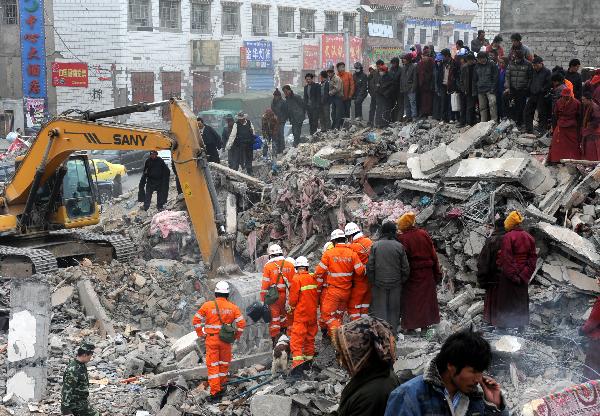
left=397, top=227, right=442, bottom=330
left=476, top=230, right=505, bottom=325
left=417, top=56, right=435, bottom=117
left=496, top=227, right=537, bottom=328
left=581, top=297, right=600, bottom=380
left=582, top=101, right=600, bottom=161
left=548, top=97, right=581, bottom=163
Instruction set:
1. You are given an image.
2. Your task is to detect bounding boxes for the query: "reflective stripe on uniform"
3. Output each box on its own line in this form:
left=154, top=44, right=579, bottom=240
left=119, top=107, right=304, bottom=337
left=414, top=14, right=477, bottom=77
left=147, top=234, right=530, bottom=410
left=194, top=313, right=203, bottom=320
left=237, top=328, right=244, bottom=332
left=205, top=324, right=222, bottom=329
left=304, top=355, right=314, bottom=360
left=318, top=262, right=328, bottom=270
left=234, top=316, right=244, bottom=323
left=330, top=272, right=353, bottom=277
left=349, top=313, right=360, bottom=319
left=354, top=263, right=364, bottom=270
left=276, top=284, right=286, bottom=288
left=207, top=374, right=221, bottom=380
left=292, top=356, right=305, bottom=361
left=193, top=324, right=203, bottom=329
left=300, top=284, right=318, bottom=291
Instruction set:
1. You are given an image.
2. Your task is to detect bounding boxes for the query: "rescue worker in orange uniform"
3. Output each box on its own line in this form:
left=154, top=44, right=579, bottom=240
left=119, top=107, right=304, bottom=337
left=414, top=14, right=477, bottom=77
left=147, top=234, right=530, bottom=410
left=315, top=229, right=365, bottom=338
left=261, top=244, right=296, bottom=344
left=192, top=281, right=245, bottom=402
left=288, top=256, right=319, bottom=376
left=345, top=222, right=373, bottom=321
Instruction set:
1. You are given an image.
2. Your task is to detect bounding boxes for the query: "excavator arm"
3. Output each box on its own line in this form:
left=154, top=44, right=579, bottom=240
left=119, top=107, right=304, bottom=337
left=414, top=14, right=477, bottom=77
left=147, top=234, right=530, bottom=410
left=0, top=99, right=233, bottom=269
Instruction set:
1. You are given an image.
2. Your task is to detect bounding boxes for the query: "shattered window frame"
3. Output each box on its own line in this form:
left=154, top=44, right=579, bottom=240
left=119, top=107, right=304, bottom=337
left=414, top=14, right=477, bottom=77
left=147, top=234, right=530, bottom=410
left=1, top=0, right=17, bottom=25
left=324, top=11, right=338, bottom=33
left=128, top=0, right=153, bottom=31
left=159, top=0, right=182, bottom=31
left=190, top=0, right=211, bottom=34
left=278, top=7, right=294, bottom=37
left=252, top=5, right=269, bottom=36
left=222, top=4, right=241, bottom=36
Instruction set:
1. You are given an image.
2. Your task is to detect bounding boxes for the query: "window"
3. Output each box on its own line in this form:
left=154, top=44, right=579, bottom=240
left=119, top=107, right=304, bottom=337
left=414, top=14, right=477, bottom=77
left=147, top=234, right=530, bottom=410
left=1, top=0, right=17, bottom=25
left=371, top=10, right=392, bottom=26
left=433, top=30, right=439, bottom=45
left=252, top=5, right=269, bottom=36
left=222, top=4, right=240, bottom=35
left=96, top=162, right=109, bottom=173
left=300, top=9, right=315, bottom=34
left=131, top=72, right=154, bottom=103
left=407, top=28, right=415, bottom=45
left=278, top=7, right=294, bottom=37
left=159, top=0, right=181, bottom=29
left=419, top=28, right=426, bottom=45
left=324, top=12, right=338, bottom=33
left=343, top=14, right=356, bottom=36
left=128, top=0, right=152, bottom=30
left=190, top=1, right=210, bottom=33
left=161, top=72, right=182, bottom=120
left=464, top=32, right=469, bottom=45
left=454, top=31, right=460, bottom=43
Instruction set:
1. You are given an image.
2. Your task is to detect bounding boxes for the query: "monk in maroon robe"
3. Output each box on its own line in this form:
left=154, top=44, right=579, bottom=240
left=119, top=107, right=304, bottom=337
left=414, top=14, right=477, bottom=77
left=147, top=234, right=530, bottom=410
left=476, top=218, right=505, bottom=326
left=548, top=87, right=581, bottom=163
left=396, top=212, right=441, bottom=332
left=581, top=90, right=600, bottom=161
left=417, top=47, right=435, bottom=117
left=497, top=211, right=537, bottom=329
left=580, top=279, right=600, bottom=380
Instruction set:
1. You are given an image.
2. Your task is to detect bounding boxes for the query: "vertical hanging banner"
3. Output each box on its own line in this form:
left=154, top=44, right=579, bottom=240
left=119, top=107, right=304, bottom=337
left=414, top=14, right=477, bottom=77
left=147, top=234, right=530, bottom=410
left=19, top=0, right=47, bottom=120
left=303, top=45, right=320, bottom=70
left=321, top=35, right=363, bottom=68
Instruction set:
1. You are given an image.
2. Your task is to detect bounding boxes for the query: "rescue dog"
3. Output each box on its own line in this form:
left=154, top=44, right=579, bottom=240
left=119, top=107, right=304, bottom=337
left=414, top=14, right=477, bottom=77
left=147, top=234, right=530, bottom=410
left=271, top=334, right=290, bottom=375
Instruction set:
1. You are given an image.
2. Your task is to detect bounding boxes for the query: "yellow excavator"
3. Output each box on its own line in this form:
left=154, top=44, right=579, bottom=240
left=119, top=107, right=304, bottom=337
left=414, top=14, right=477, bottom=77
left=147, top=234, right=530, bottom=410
left=0, top=99, right=233, bottom=277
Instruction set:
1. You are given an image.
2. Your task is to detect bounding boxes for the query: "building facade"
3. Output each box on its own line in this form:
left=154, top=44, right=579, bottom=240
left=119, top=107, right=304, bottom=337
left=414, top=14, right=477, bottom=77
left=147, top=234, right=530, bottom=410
left=52, top=0, right=362, bottom=126
left=471, top=0, right=501, bottom=37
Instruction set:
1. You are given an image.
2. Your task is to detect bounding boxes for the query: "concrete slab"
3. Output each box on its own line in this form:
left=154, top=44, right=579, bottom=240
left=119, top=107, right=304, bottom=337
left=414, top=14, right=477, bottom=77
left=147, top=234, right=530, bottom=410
left=77, top=279, right=116, bottom=338
left=463, top=228, right=487, bottom=256
left=250, top=395, right=292, bottom=416
left=51, top=285, right=74, bottom=307
left=536, top=222, right=600, bottom=268
left=398, top=179, right=475, bottom=201
left=444, top=158, right=529, bottom=182
left=327, top=164, right=411, bottom=180
left=503, top=150, right=557, bottom=195
left=419, top=121, right=495, bottom=174
left=563, top=165, right=600, bottom=209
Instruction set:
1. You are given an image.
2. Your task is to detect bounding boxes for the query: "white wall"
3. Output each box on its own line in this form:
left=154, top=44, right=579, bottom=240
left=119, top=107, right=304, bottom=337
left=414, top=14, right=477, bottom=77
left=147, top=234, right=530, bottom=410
left=471, top=0, right=501, bottom=36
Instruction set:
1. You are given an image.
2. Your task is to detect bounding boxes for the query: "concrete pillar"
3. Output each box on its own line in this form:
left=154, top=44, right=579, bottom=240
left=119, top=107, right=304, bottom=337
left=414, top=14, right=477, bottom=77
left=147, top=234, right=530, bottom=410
left=6, top=279, right=50, bottom=401
left=77, top=279, right=115, bottom=338
left=226, top=193, right=237, bottom=235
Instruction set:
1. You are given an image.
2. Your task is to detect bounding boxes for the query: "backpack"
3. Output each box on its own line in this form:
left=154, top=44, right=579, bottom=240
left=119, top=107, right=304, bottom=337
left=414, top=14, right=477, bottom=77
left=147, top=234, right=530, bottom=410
left=214, top=300, right=236, bottom=344
left=264, top=260, right=286, bottom=306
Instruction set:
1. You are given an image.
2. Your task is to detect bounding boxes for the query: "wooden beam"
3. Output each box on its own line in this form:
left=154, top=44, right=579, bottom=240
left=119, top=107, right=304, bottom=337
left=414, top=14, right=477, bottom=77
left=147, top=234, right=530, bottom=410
left=208, top=162, right=266, bottom=188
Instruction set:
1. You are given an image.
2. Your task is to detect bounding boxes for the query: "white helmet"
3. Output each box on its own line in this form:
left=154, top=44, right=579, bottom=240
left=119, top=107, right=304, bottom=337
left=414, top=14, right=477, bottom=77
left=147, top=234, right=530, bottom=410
left=295, top=256, right=309, bottom=268
left=267, top=244, right=283, bottom=256
left=286, top=257, right=296, bottom=267
left=215, top=280, right=230, bottom=295
left=276, top=334, right=289, bottom=346
left=344, top=222, right=361, bottom=236
left=330, top=229, right=346, bottom=241
left=323, top=241, right=334, bottom=253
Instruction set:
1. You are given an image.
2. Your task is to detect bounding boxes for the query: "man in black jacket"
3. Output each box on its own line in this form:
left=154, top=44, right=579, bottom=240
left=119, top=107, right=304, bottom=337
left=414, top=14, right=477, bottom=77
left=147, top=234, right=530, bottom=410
left=197, top=117, right=222, bottom=163
left=352, top=62, right=368, bottom=120
left=282, top=85, right=305, bottom=147
left=303, top=73, right=321, bottom=135
left=524, top=56, right=552, bottom=134
left=319, top=71, right=331, bottom=132
left=565, top=58, right=583, bottom=101
left=389, top=57, right=402, bottom=122
left=367, top=64, right=379, bottom=126
left=140, top=150, right=170, bottom=211
left=366, top=222, right=410, bottom=335
left=225, top=112, right=255, bottom=175
left=458, top=53, right=476, bottom=127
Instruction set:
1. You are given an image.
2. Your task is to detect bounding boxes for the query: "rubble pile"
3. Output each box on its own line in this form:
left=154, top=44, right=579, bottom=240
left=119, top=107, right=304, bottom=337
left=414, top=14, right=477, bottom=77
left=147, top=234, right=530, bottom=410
left=2, top=118, right=600, bottom=416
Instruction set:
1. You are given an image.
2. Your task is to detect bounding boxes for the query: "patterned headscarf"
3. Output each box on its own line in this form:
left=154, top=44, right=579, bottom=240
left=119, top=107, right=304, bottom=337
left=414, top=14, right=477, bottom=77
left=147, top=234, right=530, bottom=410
left=333, top=316, right=396, bottom=376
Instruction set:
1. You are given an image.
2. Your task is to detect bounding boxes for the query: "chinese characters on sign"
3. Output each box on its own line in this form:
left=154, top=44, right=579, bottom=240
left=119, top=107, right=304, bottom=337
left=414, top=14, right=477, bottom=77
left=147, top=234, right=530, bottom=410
left=243, top=40, right=272, bottom=69
left=303, top=45, right=320, bottom=70
left=321, top=35, right=362, bottom=69
left=366, top=47, right=404, bottom=67
left=51, top=62, right=89, bottom=87
left=19, top=0, right=47, bottom=123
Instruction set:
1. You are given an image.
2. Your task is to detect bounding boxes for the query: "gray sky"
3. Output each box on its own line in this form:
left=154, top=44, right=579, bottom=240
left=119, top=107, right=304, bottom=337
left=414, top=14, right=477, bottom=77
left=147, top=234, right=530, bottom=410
left=445, top=0, right=478, bottom=10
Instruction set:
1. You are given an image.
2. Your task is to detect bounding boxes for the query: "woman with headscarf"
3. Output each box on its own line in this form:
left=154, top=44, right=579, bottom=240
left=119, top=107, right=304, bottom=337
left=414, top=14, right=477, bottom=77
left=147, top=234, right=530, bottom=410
left=582, top=88, right=600, bottom=161
left=333, top=316, right=400, bottom=416
left=496, top=211, right=537, bottom=330
left=548, top=87, right=581, bottom=163
left=417, top=46, right=435, bottom=118
left=396, top=212, right=442, bottom=333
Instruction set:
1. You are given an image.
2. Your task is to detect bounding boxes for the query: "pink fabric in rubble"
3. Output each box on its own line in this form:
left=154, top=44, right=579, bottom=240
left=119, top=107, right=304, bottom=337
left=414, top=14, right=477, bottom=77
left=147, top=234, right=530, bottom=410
left=150, top=210, right=192, bottom=238
left=351, top=196, right=417, bottom=228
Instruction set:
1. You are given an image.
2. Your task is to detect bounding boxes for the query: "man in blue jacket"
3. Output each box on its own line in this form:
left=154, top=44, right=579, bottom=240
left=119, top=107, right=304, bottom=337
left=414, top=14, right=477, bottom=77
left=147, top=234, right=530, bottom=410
left=385, top=330, right=509, bottom=416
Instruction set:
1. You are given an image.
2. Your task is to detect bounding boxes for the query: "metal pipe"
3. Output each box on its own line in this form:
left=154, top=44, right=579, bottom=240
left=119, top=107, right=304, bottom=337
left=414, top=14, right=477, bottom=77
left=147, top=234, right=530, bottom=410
left=82, top=100, right=170, bottom=121
left=198, top=156, right=225, bottom=231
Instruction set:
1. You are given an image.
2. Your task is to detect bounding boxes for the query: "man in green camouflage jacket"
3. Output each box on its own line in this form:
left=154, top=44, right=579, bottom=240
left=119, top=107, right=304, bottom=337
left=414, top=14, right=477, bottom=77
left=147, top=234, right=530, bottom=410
left=61, top=342, right=99, bottom=416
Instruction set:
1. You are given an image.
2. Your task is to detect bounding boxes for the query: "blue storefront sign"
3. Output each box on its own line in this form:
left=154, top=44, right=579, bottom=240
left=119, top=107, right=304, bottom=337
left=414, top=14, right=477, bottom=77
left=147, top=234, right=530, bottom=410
left=243, top=40, right=272, bottom=69
left=19, top=0, right=47, bottom=102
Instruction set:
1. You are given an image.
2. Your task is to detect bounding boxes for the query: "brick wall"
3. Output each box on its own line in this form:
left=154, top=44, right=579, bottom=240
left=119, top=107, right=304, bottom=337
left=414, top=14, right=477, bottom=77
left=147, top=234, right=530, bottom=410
left=471, top=0, right=501, bottom=37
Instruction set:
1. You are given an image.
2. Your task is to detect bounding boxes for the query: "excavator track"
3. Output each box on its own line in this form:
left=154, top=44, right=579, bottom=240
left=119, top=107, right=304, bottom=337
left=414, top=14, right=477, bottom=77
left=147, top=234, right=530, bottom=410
left=51, top=230, right=136, bottom=263
left=0, top=245, right=58, bottom=274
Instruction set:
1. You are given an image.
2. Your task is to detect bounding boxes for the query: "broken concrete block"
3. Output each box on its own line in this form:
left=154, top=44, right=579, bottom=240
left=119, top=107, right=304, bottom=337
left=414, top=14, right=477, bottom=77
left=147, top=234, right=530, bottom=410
left=133, top=273, right=147, bottom=288
left=176, top=350, right=199, bottom=369
left=563, top=165, right=600, bottom=209
left=406, top=155, right=439, bottom=180
left=565, top=269, right=600, bottom=294
left=466, top=300, right=484, bottom=318
left=398, top=179, right=475, bottom=201
left=171, top=331, right=199, bottom=361
left=536, top=222, right=600, bottom=268
left=444, top=158, right=529, bottom=182
left=419, top=121, right=495, bottom=174
left=250, top=395, right=292, bottom=416
left=463, top=228, right=487, bottom=256
left=447, top=287, right=475, bottom=311
left=51, top=285, right=74, bottom=307
left=77, top=279, right=115, bottom=338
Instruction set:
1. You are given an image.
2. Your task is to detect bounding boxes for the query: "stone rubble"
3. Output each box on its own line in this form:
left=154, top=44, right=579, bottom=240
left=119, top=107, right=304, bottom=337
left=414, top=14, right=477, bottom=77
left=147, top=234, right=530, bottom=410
left=1, top=118, right=599, bottom=415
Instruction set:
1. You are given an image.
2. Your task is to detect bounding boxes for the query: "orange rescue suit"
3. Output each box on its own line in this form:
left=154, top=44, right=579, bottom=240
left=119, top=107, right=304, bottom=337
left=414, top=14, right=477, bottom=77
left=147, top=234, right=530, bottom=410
left=314, top=243, right=365, bottom=336
left=261, top=256, right=296, bottom=339
left=192, top=297, right=246, bottom=395
left=288, top=270, right=319, bottom=368
left=347, top=235, right=373, bottom=320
